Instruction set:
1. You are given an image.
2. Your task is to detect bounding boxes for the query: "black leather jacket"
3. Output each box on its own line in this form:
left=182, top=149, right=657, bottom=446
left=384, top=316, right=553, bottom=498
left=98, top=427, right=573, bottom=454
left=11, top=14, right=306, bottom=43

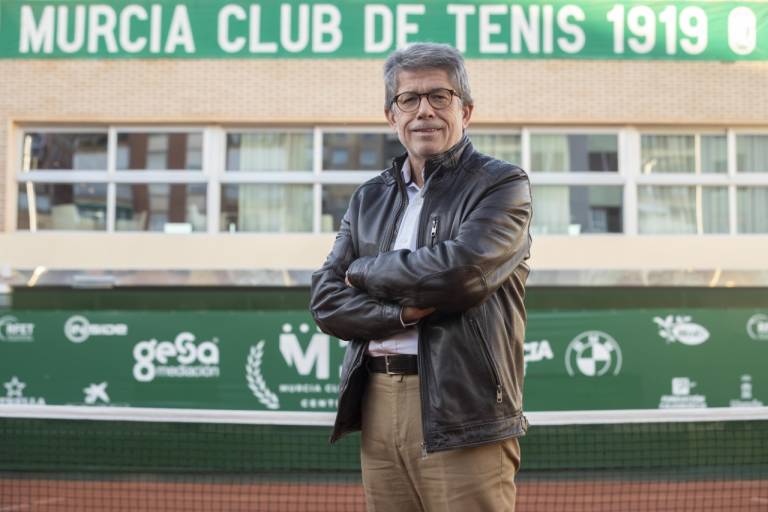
left=310, top=136, right=532, bottom=453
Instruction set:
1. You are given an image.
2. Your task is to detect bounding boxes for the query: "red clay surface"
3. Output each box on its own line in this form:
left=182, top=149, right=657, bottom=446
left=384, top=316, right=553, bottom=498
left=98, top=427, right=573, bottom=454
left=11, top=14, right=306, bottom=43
left=1, top=479, right=767, bottom=511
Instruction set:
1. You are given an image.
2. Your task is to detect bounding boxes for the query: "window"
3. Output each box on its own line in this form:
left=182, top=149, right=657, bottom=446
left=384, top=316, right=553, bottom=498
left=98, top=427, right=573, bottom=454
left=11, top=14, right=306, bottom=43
left=227, top=132, right=312, bottom=172
left=116, top=183, right=207, bottom=232
left=322, top=133, right=403, bottom=171
left=736, top=135, right=768, bottom=173
left=220, top=184, right=312, bottom=233
left=533, top=186, right=622, bottom=235
left=641, top=134, right=726, bottom=174
left=17, top=183, right=107, bottom=231
left=15, top=126, right=768, bottom=235
left=638, top=186, right=728, bottom=234
left=531, top=133, right=617, bottom=172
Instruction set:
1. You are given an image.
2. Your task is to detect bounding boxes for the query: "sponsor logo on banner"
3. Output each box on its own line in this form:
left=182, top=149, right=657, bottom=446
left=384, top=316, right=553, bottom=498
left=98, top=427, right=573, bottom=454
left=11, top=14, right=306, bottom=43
left=64, top=315, right=128, bottom=343
left=653, top=315, right=710, bottom=345
left=0, top=315, right=35, bottom=342
left=524, top=340, right=554, bottom=373
left=729, top=374, right=763, bottom=407
left=83, top=382, right=110, bottom=404
left=746, top=314, right=768, bottom=341
left=246, top=322, right=345, bottom=410
left=132, top=332, right=220, bottom=382
left=659, top=377, right=707, bottom=409
left=1, top=376, right=45, bottom=404
left=565, top=331, right=622, bottom=377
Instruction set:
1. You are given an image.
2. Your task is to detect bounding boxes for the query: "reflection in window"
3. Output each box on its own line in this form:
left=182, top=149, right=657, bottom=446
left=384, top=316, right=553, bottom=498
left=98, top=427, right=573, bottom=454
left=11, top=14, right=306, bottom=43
left=641, top=134, right=726, bottom=174
left=322, top=133, right=404, bottom=170
left=638, top=186, right=728, bottom=234
left=471, top=134, right=521, bottom=164
left=22, top=133, right=107, bottom=171
left=226, top=132, right=312, bottom=171
left=115, top=184, right=207, bottom=232
left=532, top=186, right=622, bottom=235
left=736, top=135, right=768, bottom=173
left=531, top=134, right=617, bottom=172
left=17, top=183, right=107, bottom=230
left=220, top=184, right=312, bottom=232
left=737, top=187, right=768, bottom=233
left=322, top=185, right=358, bottom=232
left=116, top=133, right=202, bottom=170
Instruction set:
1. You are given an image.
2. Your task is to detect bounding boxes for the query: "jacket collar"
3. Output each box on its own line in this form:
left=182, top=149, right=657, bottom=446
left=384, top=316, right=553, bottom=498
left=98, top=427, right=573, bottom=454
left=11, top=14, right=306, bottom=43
left=387, top=134, right=473, bottom=185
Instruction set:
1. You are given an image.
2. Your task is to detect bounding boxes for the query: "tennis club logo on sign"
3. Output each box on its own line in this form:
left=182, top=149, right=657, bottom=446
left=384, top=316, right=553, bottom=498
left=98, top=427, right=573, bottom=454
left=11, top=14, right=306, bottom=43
left=524, top=339, right=554, bottom=373
left=729, top=374, right=763, bottom=407
left=132, top=332, right=220, bottom=382
left=659, top=377, right=707, bottom=408
left=0, top=315, right=35, bottom=342
left=64, top=315, right=128, bottom=343
left=747, top=314, right=768, bottom=341
left=653, top=315, right=709, bottom=346
left=1, top=376, right=45, bottom=404
left=246, top=322, right=345, bottom=411
left=565, top=331, right=622, bottom=377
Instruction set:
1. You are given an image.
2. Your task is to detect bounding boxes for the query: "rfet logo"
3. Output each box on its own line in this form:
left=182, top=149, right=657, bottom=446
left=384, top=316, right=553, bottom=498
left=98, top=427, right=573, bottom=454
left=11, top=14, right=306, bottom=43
left=0, top=315, right=35, bottom=342
left=64, top=315, right=128, bottom=343
left=654, top=315, right=709, bottom=346
left=747, top=314, right=768, bottom=341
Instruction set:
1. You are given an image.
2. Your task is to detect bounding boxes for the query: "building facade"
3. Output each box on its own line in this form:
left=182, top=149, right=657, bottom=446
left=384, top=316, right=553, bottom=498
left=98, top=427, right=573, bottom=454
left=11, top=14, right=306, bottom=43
left=2, top=0, right=768, bottom=279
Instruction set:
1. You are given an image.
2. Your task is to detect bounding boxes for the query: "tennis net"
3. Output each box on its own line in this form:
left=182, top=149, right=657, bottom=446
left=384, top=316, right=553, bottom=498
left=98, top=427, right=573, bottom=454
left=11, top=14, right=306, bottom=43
left=1, top=406, right=766, bottom=511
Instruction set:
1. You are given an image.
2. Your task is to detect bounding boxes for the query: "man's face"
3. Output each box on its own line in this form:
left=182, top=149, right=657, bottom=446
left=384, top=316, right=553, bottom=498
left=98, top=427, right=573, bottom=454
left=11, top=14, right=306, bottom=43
left=385, top=68, right=473, bottom=166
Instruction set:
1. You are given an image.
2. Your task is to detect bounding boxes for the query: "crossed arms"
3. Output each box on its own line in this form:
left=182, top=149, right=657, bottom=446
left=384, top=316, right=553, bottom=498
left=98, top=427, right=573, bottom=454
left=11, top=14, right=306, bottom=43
left=310, top=171, right=532, bottom=342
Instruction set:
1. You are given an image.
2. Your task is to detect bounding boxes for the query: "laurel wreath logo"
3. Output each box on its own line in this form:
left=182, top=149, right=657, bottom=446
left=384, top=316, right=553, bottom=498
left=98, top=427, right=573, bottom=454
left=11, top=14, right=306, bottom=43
left=246, top=341, right=280, bottom=410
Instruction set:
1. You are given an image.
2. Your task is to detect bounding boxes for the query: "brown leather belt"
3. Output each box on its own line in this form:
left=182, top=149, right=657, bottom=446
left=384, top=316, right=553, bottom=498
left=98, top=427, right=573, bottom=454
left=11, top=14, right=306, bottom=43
left=367, top=355, right=418, bottom=375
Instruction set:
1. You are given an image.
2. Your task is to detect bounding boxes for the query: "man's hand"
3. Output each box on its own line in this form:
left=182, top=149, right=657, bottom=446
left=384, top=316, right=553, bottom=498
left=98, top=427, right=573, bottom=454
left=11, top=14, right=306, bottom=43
left=401, top=306, right=436, bottom=324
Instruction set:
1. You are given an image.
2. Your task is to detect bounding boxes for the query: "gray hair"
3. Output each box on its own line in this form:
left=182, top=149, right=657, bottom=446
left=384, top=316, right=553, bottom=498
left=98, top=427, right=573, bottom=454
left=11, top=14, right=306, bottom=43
left=383, top=43, right=473, bottom=109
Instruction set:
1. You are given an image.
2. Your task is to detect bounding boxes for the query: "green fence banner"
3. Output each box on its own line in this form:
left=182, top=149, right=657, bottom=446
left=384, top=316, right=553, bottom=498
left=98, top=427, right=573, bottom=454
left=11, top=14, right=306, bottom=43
left=0, top=1, right=766, bottom=60
left=1, top=308, right=766, bottom=412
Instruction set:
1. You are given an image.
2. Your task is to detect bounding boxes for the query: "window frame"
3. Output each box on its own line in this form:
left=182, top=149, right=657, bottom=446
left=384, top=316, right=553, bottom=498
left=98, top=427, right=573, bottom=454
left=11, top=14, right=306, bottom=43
left=13, top=124, right=768, bottom=235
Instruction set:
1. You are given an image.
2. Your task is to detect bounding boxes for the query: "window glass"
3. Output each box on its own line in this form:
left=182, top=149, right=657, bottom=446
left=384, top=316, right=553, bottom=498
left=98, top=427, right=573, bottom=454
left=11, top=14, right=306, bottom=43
left=638, top=186, right=728, bottom=234
left=322, top=133, right=403, bottom=170
left=737, top=187, right=768, bottom=233
left=22, top=133, right=107, bottom=171
left=227, top=132, right=313, bottom=171
left=531, top=185, right=623, bottom=235
left=220, top=184, right=312, bottom=232
left=642, top=134, right=727, bottom=174
left=116, top=133, right=202, bottom=170
left=471, top=134, right=521, bottom=164
left=701, top=135, right=727, bottom=173
left=322, top=185, right=358, bottom=232
left=736, top=135, right=768, bottom=173
left=115, top=184, right=207, bottom=232
left=17, top=183, right=107, bottom=230
left=531, top=134, right=617, bottom=172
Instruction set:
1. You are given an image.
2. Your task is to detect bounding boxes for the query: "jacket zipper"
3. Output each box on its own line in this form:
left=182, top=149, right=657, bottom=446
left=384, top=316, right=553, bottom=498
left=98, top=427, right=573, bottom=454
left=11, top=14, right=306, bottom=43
left=470, top=317, right=503, bottom=404
left=429, top=216, right=439, bottom=247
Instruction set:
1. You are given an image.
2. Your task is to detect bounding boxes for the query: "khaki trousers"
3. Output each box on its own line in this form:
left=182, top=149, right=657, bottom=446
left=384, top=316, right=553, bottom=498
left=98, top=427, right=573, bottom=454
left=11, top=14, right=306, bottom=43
left=360, top=372, right=520, bottom=512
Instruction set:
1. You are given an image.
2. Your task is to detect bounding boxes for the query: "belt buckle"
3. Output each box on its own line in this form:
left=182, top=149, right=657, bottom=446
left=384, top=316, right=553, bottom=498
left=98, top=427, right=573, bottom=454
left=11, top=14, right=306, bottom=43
left=384, top=355, right=398, bottom=375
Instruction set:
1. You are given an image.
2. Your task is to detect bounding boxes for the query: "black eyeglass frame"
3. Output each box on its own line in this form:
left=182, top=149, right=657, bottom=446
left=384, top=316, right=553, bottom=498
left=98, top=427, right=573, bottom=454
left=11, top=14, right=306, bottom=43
left=390, top=88, right=460, bottom=112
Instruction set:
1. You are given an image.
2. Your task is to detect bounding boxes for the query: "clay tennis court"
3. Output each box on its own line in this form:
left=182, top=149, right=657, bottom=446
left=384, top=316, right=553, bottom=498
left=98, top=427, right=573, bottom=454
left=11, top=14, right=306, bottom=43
left=2, top=477, right=767, bottom=511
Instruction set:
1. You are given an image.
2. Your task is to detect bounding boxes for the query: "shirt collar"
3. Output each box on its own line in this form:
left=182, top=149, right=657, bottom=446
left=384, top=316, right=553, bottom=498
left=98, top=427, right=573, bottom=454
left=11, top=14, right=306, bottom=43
left=401, top=159, right=422, bottom=190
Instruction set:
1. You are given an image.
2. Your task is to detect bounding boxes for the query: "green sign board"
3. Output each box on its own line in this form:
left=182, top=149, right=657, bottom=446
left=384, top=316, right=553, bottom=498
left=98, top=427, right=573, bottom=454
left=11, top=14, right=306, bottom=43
left=1, top=309, right=766, bottom=413
left=0, top=1, right=765, bottom=60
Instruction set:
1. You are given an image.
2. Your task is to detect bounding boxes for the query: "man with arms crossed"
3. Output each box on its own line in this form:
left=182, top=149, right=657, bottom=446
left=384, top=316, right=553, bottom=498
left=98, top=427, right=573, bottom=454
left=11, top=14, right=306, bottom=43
left=311, top=43, right=532, bottom=511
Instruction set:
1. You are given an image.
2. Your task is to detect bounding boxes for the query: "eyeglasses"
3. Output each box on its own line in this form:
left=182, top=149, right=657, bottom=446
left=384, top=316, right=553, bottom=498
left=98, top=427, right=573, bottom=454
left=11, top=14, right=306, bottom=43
left=391, top=88, right=458, bottom=112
